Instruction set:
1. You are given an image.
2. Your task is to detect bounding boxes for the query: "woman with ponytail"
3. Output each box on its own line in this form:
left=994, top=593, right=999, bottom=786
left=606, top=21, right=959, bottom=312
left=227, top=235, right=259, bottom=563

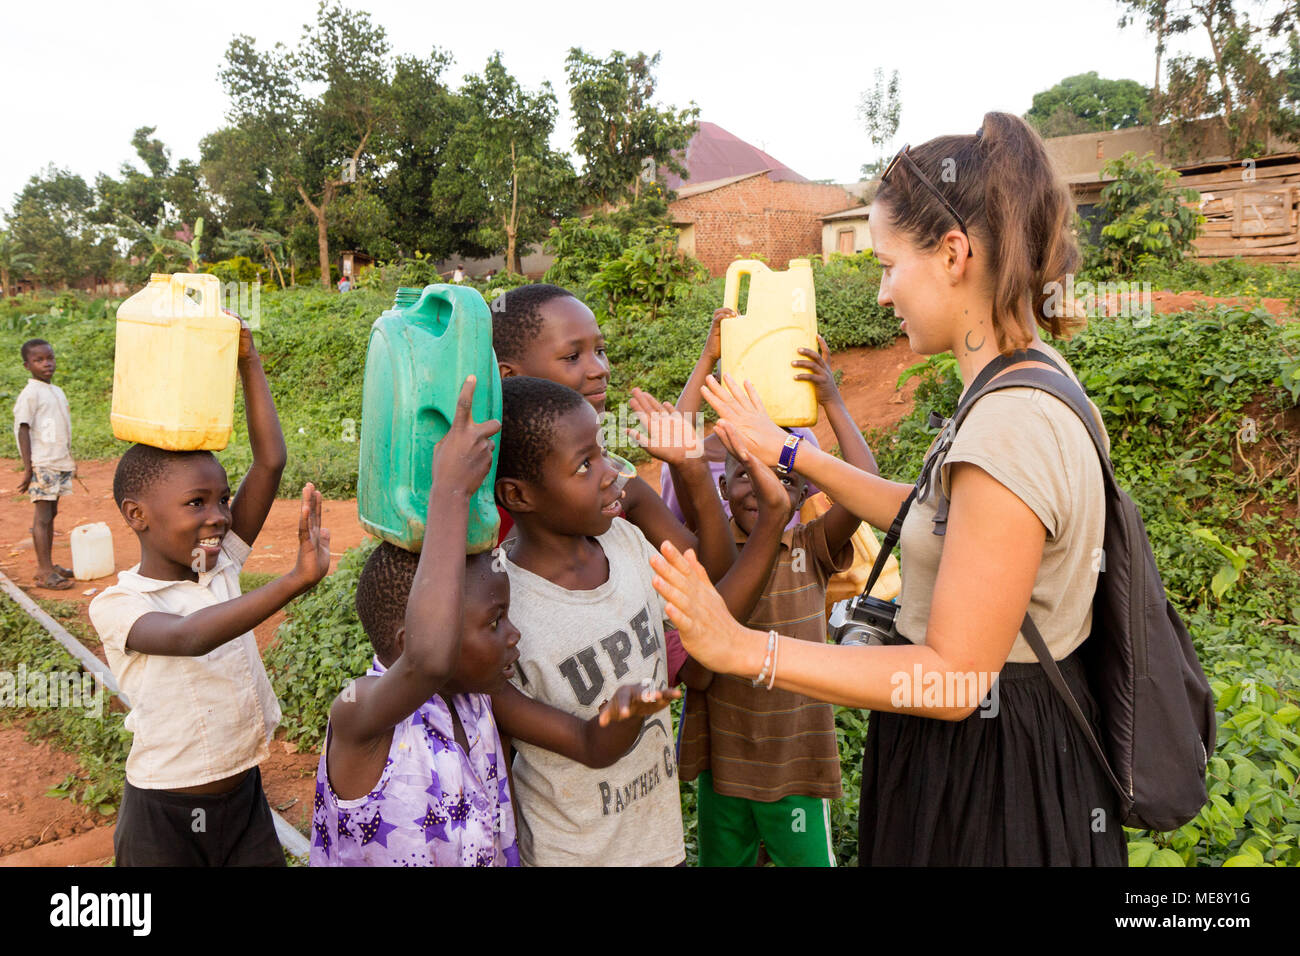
left=649, top=112, right=1127, bottom=865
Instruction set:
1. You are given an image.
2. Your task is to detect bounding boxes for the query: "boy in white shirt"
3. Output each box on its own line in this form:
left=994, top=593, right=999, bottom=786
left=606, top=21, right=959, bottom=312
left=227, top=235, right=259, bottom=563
left=13, top=338, right=75, bottom=589
left=89, top=321, right=332, bottom=866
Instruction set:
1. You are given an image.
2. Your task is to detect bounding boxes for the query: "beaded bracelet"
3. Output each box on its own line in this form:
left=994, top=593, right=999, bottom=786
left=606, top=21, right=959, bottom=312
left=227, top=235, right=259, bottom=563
left=766, top=633, right=781, bottom=691
left=752, top=630, right=778, bottom=687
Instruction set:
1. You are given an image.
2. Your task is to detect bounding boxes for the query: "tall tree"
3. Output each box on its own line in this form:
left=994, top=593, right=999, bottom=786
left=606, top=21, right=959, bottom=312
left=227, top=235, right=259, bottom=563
left=376, top=50, right=480, bottom=259
left=95, top=127, right=216, bottom=268
left=7, top=166, right=113, bottom=287
left=565, top=49, right=698, bottom=205
left=858, top=68, right=902, bottom=178
left=1117, top=0, right=1300, bottom=158
left=218, top=1, right=394, bottom=286
left=1025, top=73, right=1152, bottom=136
left=433, top=53, right=576, bottom=274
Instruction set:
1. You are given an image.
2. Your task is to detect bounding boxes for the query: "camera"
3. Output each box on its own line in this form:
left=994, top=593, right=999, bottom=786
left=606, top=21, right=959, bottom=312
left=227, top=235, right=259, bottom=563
left=828, top=594, right=900, bottom=646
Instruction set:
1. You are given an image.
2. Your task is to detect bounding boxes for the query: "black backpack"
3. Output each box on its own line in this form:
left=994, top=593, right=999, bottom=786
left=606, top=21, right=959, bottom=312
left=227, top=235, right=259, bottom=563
left=864, top=347, right=1216, bottom=832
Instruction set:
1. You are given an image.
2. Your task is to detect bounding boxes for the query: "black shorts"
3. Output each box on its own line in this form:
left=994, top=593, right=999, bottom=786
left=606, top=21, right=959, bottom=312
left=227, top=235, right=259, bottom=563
left=114, top=767, right=286, bottom=867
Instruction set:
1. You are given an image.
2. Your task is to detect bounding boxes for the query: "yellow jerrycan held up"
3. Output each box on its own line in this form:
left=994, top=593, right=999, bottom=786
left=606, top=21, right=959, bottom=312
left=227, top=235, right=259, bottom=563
left=721, top=258, right=819, bottom=427
left=111, top=273, right=241, bottom=451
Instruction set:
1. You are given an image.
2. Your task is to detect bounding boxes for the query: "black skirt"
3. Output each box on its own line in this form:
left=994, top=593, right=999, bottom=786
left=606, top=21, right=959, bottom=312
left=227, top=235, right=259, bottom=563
left=858, top=653, right=1128, bottom=866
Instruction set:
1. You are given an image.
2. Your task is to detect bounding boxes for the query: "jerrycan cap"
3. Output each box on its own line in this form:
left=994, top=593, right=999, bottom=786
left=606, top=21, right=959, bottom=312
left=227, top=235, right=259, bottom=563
left=394, top=287, right=421, bottom=309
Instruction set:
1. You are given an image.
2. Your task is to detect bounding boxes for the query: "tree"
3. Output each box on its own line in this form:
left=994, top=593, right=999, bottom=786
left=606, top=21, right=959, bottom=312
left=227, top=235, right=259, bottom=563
left=433, top=53, right=576, bottom=274
left=1116, top=0, right=1300, bottom=159
left=858, top=68, right=902, bottom=178
left=564, top=49, right=698, bottom=205
left=218, top=1, right=394, bottom=287
left=1085, top=151, right=1203, bottom=275
left=1025, top=73, right=1151, bottom=137
left=376, top=50, right=482, bottom=259
left=7, top=166, right=113, bottom=287
left=96, top=127, right=217, bottom=272
left=0, top=229, right=35, bottom=297
left=217, top=227, right=288, bottom=288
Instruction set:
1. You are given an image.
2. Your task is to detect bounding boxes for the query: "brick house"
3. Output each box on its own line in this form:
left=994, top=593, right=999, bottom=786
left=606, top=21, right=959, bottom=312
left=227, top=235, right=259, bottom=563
left=670, top=171, right=857, bottom=276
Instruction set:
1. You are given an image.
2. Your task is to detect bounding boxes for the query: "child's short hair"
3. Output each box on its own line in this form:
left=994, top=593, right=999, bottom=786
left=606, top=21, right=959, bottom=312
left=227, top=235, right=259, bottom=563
left=20, top=338, right=50, bottom=361
left=113, top=444, right=219, bottom=507
left=355, top=541, right=419, bottom=661
left=355, top=543, right=496, bottom=661
left=498, top=376, right=589, bottom=485
left=491, top=284, right=580, bottom=364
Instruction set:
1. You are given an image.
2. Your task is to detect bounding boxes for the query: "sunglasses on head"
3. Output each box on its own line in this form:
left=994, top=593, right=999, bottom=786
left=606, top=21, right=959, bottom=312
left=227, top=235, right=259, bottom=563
left=880, top=145, right=974, bottom=259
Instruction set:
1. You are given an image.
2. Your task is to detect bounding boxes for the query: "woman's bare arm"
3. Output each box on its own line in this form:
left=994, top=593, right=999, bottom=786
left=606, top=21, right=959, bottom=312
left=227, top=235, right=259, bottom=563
left=650, top=461, right=1045, bottom=719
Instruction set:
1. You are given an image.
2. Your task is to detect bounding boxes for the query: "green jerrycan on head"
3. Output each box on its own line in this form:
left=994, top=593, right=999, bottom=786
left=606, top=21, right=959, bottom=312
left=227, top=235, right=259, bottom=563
left=111, top=273, right=242, bottom=451
left=720, top=259, right=820, bottom=427
left=358, top=284, right=502, bottom=554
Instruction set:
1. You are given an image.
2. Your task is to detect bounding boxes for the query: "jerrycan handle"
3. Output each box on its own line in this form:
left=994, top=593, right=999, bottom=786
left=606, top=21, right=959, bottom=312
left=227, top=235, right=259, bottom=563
left=169, top=273, right=222, bottom=319
left=723, top=260, right=769, bottom=313
left=405, top=283, right=487, bottom=337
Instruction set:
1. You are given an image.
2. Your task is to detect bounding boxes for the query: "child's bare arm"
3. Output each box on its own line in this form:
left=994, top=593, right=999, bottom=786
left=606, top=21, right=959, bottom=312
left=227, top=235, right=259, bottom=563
left=792, top=336, right=868, bottom=553
left=327, top=379, right=499, bottom=780
left=229, top=318, right=288, bottom=547
left=490, top=682, right=681, bottom=769
left=125, top=484, right=331, bottom=656
left=16, top=424, right=32, bottom=493
left=671, top=430, right=791, bottom=690
left=674, top=307, right=729, bottom=415
left=626, top=388, right=737, bottom=583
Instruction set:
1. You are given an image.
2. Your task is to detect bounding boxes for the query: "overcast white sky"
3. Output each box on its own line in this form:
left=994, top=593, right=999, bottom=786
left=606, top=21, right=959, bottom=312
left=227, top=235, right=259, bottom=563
left=1, top=0, right=1204, bottom=216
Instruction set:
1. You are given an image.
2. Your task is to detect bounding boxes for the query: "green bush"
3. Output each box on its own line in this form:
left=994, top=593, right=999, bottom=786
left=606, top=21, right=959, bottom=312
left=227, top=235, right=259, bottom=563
left=1085, top=151, right=1204, bottom=277
left=264, top=537, right=377, bottom=750
left=205, top=256, right=267, bottom=286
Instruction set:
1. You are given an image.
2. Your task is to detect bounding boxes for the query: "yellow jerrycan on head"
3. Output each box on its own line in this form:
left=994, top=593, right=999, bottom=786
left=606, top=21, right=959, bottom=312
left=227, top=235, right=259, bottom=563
left=111, top=273, right=241, bottom=451
left=721, top=258, right=819, bottom=427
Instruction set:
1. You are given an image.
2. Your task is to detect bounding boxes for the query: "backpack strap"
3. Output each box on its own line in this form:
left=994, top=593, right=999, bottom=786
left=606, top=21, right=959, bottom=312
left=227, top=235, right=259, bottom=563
left=856, top=350, right=1079, bottom=597
left=1018, top=613, right=1125, bottom=801
left=951, top=362, right=1130, bottom=804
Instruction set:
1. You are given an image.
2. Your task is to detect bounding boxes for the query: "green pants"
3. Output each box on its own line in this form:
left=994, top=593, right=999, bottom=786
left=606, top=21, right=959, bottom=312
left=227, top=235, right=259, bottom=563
left=696, top=771, right=836, bottom=867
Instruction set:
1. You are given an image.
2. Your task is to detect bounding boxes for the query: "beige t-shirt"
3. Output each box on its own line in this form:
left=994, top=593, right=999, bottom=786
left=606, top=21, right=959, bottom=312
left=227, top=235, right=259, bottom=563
left=499, top=517, right=684, bottom=867
left=12, top=379, right=74, bottom=471
left=894, top=345, right=1111, bottom=663
left=89, top=531, right=282, bottom=788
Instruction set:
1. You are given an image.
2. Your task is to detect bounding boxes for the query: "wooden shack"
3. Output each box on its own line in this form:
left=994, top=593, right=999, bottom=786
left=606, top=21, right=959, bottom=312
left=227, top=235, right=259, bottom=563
left=1179, top=154, right=1300, bottom=262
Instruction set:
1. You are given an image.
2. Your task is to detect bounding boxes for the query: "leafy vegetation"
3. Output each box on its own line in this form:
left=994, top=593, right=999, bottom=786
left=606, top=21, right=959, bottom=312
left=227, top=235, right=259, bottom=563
left=0, top=594, right=130, bottom=814
left=1080, top=152, right=1203, bottom=277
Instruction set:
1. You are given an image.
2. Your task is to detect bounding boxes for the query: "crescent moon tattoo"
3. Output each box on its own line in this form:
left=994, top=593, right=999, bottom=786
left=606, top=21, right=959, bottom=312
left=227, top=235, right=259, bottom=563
left=964, top=330, right=986, bottom=352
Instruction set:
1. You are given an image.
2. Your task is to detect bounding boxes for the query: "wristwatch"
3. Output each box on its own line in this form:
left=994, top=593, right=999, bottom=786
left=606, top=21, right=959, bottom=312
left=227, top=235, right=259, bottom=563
left=776, top=434, right=802, bottom=476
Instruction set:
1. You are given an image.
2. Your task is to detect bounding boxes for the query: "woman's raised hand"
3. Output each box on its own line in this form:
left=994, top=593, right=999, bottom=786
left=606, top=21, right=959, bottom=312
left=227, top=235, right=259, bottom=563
left=650, top=541, right=754, bottom=676
left=700, top=373, right=789, bottom=468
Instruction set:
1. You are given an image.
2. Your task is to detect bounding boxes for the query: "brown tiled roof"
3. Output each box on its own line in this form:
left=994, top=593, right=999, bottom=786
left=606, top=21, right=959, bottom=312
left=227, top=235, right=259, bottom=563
left=665, top=122, right=807, bottom=189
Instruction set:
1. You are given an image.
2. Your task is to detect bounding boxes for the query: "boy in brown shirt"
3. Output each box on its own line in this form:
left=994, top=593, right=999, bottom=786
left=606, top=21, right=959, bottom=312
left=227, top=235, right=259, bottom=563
left=676, top=337, right=872, bottom=866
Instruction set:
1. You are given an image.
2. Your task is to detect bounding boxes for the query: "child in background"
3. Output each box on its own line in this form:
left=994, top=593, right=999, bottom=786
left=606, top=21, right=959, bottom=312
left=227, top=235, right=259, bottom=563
left=313, top=378, right=677, bottom=867
left=493, top=376, right=786, bottom=866
left=89, top=320, right=330, bottom=866
left=491, top=284, right=738, bottom=688
left=675, top=342, right=873, bottom=867
left=490, top=283, right=736, bottom=582
left=13, top=338, right=76, bottom=590
left=659, top=307, right=837, bottom=531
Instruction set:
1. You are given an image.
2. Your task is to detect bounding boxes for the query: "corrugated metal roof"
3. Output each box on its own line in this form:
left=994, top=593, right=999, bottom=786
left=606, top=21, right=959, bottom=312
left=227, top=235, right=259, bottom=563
left=665, top=122, right=807, bottom=189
